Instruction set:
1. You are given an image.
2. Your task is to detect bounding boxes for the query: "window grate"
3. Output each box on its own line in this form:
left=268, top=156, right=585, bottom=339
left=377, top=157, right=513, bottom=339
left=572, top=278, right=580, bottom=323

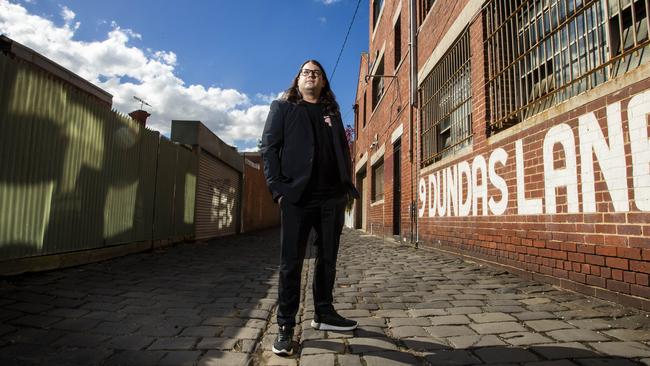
left=418, top=0, right=437, bottom=25
left=373, top=0, right=384, bottom=29
left=372, top=57, right=385, bottom=110
left=485, top=0, right=650, bottom=134
left=419, top=30, right=472, bottom=167
left=372, top=159, right=384, bottom=202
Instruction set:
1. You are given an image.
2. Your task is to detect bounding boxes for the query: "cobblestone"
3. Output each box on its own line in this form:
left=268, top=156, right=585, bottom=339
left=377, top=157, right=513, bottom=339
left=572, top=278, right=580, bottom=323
left=470, top=321, right=528, bottom=334
left=468, top=312, right=517, bottom=323
left=388, top=325, right=429, bottom=338
left=431, top=315, right=472, bottom=325
left=603, top=329, right=650, bottom=341
left=1, top=229, right=649, bottom=365
left=524, top=319, right=576, bottom=332
left=588, top=342, right=650, bottom=358
left=546, top=328, right=609, bottom=342
left=159, top=350, right=202, bottom=366
left=446, top=334, right=507, bottom=348
left=501, top=331, right=553, bottom=346
left=300, top=339, right=345, bottom=355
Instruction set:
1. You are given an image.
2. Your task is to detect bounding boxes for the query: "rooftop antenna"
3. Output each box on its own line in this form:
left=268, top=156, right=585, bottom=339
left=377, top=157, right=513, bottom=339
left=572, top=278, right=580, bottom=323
left=133, top=95, right=152, bottom=110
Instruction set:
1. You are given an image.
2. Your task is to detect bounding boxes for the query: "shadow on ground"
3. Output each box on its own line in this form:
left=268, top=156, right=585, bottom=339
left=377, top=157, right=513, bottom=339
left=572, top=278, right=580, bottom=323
left=274, top=326, right=646, bottom=365
left=0, top=229, right=281, bottom=366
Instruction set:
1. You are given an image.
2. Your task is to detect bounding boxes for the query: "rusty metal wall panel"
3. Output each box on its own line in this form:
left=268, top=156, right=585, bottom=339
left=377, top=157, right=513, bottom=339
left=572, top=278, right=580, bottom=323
left=195, top=150, right=241, bottom=240
left=173, top=145, right=197, bottom=237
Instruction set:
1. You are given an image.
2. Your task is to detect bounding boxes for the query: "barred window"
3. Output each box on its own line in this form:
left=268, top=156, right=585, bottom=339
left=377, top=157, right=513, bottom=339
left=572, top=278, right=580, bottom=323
left=395, top=15, right=402, bottom=69
left=361, top=91, right=366, bottom=128
left=373, top=0, right=384, bottom=29
left=372, top=57, right=385, bottom=110
left=363, top=91, right=367, bottom=128
left=419, top=30, right=472, bottom=167
left=486, top=0, right=650, bottom=133
left=372, top=159, right=384, bottom=202
left=418, top=0, right=437, bottom=25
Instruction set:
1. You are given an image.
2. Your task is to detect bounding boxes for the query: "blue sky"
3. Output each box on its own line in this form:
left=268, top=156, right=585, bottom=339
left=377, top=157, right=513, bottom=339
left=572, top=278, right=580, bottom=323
left=0, top=0, right=368, bottom=151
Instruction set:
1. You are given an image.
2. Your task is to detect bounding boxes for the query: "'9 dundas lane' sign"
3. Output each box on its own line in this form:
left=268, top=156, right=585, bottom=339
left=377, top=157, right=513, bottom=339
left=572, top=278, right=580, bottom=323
left=418, top=90, right=650, bottom=218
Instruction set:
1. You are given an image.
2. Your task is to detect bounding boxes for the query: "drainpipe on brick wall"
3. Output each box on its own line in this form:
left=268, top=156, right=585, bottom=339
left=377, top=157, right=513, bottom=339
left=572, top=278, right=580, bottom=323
left=409, top=0, right=419, bottom=247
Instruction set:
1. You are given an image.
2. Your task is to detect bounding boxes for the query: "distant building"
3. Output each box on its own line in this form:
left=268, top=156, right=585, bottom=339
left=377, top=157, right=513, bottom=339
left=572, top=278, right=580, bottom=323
left=171, top=120, right=244, bottom=239
left=354, top=0, right=650, bottom=309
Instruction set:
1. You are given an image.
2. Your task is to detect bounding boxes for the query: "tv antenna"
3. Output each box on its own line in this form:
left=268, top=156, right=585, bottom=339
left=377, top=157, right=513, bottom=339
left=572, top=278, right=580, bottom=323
left=133, top=96, right=152, bottom=110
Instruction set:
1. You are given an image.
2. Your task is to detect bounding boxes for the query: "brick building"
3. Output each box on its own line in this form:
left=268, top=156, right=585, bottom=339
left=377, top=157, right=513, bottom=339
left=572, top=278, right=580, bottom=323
left=353, top=0, right=650, bottom=309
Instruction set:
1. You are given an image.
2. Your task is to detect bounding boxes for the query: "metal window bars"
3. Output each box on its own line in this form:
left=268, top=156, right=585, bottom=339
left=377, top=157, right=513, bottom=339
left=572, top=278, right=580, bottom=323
left=372, top=160, right=385, bottom=202
left=418, top=0, right=437, bottom=25
left=419, top=30, right=472, bottom=167
left=485, top=0, right=649, bottom=134
left=372, top=58, right=386, bottom=110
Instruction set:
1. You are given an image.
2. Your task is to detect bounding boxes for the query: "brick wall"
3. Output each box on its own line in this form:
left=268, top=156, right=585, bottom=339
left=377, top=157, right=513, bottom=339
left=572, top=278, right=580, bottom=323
left=355, top=0, right=416, bottom=240
left=353, top=0, right=650, bottom=309
left=417, top=77, right=650, bottom=309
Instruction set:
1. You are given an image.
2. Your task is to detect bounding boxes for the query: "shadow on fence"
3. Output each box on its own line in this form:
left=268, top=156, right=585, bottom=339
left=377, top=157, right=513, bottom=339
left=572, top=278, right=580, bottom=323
left=0, top=45, right=196, bottom=265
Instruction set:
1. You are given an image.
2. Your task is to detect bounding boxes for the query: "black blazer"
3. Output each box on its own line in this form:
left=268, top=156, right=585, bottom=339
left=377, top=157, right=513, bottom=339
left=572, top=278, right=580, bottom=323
left=260, top=99, right=360, bottom=203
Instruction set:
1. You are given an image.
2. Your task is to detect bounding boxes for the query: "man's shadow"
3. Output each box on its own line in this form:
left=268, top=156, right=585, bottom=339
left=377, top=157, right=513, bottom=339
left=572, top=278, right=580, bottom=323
left=289, top=328, right=643, bottom=364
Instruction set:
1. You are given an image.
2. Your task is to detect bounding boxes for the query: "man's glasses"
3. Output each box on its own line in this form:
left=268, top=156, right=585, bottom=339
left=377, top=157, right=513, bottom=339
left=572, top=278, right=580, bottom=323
left=300, top=69, right=322, bottom=78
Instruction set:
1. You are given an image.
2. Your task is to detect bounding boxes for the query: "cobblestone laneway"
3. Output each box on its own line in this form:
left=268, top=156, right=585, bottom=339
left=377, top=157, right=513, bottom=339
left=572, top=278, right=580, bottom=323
left=257, top=231, right=650, bottom=366
left=1, top=229, right=650, bottom=365
left=0, top=231, right=280, bottom=366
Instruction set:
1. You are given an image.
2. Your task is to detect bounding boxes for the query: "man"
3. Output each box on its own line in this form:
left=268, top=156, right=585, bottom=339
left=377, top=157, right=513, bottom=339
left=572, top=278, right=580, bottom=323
left=261, top=60, right=360, bottom=356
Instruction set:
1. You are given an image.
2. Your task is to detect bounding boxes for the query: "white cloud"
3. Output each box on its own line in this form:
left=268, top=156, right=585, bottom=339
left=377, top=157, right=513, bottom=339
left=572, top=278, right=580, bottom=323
left=60, top=5, right=79, bottom=31
left=318, top=16, right=327, bottom=25
left=60, top=5, right=74, bottom=22
left=153, top=50, right=177, bottom=66
left=317, top=0, right=342, bottom=4
left=255, top=92, right=283, bottom=104
left=0, top=0, right=270, bottom=150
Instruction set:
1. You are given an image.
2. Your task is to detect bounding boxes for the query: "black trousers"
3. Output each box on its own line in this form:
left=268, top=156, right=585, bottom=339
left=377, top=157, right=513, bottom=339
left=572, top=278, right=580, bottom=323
left=277, top=195, right=346, bottom=327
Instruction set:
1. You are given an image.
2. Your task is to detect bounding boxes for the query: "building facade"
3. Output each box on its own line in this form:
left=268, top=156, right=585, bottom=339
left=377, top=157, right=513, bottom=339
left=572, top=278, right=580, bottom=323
left=354, top=0, right=650, bottom=309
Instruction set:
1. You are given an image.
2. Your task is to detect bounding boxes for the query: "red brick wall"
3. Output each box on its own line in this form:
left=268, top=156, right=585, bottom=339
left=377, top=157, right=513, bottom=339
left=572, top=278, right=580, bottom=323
left=353, top=0, right=650, bottom=309
left=355, top=0, right=415, bottom=239
left=417, top=78, right=650, bottom=309
left=416, top=0, right=469, bottom=69
left=416, top=2, right=650, bottom=309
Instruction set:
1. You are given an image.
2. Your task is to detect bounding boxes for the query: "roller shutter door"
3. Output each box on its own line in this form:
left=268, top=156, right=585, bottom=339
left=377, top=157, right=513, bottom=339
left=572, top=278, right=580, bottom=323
left=195, top=150, right=240, bottom=239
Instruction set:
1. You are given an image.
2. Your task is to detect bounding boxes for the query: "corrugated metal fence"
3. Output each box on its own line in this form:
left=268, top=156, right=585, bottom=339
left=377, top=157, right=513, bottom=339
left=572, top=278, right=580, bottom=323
left=0, top=48, right=196, bottom=262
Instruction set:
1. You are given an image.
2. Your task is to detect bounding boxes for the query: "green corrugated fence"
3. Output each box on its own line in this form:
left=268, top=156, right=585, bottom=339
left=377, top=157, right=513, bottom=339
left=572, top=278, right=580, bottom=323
left=0, top=47, right=196, bottom=262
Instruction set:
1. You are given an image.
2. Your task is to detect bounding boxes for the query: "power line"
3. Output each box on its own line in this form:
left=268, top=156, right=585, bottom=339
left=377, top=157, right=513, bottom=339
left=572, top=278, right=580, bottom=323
left=329, top=0, right=363, bottom=83
left=341, top=104, right=354, bottom=125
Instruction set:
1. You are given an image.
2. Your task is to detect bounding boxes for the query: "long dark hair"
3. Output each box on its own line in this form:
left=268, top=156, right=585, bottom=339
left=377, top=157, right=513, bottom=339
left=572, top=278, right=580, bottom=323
left=281, top=59, right=340, bottom=116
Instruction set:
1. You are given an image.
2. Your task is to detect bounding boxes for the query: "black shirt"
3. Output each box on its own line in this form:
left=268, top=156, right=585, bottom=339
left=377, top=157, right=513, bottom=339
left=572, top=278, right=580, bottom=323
left=300, top=102, right=342, bottom=202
